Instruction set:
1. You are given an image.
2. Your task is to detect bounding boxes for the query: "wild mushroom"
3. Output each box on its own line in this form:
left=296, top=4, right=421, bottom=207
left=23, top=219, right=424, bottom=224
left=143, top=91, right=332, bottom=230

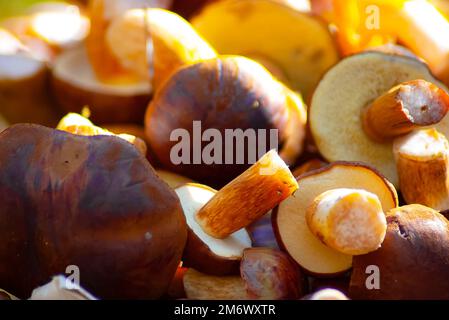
left=175, top=150, right=297, bottom=274
left=310, top=51, right=449, bottom=187
left=273, top=162, right=398, bottom=276
left=0, top=124, right=187, bottom=299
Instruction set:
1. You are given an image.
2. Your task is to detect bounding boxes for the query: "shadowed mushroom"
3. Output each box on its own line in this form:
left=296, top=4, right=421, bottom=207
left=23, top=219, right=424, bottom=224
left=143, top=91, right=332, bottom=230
left=0, top=124, right=187, bottom=299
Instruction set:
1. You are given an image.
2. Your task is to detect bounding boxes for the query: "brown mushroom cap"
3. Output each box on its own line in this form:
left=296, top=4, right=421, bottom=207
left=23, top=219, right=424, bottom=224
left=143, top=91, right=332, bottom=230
left=0, top=124, right=187, bottom=299
left=350, top=204, right=449, bottom=300
left=145, top=55, right=306, bottom=186
left=310, top=51, right=448, bottom=187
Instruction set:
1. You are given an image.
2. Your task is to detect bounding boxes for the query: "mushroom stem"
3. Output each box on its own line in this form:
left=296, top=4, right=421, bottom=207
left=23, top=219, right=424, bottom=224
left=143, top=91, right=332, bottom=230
left=393, top=128, right=449, bottom=211
left=362, top=80, right=449, bottom=142
left=305, top=188, right=387, bottom=255
left=195, top=150, right=298, bottom=239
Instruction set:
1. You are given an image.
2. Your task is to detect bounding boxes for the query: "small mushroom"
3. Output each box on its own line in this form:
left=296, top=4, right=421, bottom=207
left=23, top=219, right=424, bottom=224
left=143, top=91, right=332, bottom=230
left=350, top=204, right=449, bottom=299
left=175, top=150, right=297, bottom=275
left=273, top=162, right=398, bottom=276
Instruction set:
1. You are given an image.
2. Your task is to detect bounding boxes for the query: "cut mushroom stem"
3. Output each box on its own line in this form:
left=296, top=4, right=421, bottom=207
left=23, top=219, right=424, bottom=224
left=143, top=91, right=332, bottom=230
left=306, top=188, right=387, bottom=255
left=393, top=128, right=449, bottom=211
left=195, top=150, right=298, bottom=239
left=362, top=80, right=449, bottom=142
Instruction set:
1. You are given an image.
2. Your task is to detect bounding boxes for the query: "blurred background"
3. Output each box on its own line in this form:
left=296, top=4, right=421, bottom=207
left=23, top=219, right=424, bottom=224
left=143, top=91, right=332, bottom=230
left=1, top=0, right=449, bottom=125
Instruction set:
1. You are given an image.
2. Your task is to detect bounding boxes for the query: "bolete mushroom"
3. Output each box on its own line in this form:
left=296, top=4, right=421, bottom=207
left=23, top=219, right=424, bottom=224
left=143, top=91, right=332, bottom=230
left=310, top=51, right=449, bottom=187
left=350, top=204, right=449, bottom=300
left=145, top=56, right=307, bottom=186
left=183, top=248, right=303, bottom=300
left=51, top=47, right=151, bottom=124
left=273, top=162, right=398, bottom=276
left=192, top=0, right=339, bottom=100
left=175, top=150, right=297, bottom=275
left=0, top=124, right=187, bottom=299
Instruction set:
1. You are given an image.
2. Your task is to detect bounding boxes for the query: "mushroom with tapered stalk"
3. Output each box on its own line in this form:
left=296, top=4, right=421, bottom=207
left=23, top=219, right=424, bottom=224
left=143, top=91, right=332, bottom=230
left=175, top=150, right=297, bottom=275
left=310, top=51, right=449, bottom=187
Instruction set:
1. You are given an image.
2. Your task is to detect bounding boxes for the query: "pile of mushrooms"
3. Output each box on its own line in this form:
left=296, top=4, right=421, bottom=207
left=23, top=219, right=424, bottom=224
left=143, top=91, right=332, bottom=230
left=2, top=0, right=449, bottom=301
